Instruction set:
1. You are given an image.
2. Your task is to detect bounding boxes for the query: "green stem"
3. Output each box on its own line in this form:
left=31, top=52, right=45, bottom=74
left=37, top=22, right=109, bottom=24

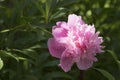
left=80, top=70, right=84, bottom=80
left=45, top=1, right=49, bottom=23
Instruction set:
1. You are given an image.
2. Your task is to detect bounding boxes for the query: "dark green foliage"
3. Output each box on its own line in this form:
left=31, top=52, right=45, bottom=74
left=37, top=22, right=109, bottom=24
left=0, top=0, right=120, bottom=80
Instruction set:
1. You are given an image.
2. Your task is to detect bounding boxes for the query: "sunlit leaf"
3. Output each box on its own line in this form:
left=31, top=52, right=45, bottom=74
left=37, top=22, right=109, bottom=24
left=0, top=29, right=11, bottom=33
left=50, top=8, right=67, bottom=20
left=0, top=50, right=19, bottom=61
left=0, top=58, right=3, bottom=70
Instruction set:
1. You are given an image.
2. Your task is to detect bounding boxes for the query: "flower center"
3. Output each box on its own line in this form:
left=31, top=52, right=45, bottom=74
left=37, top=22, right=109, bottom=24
left=75, top=42, right=87, bottom=53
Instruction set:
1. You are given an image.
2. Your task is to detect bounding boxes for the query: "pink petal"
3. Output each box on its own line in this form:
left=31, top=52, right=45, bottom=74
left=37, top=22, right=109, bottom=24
left=52, top=27, right=67, bottom=38
left=67, top=14, right=84, bottom=26
left=52, top=21, right=67, bottom=29
left=76, top=58, right=93, bottom=70
left=60, top=49, right=74, bottom=72
left=56, top=21, right=67, bottom=29
left=52, top=22, right=68, bottom=40
left=47, top=38, right=65, bottom=58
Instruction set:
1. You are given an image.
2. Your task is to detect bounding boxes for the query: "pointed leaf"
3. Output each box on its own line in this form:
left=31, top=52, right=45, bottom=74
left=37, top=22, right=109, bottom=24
left=107, top=50, right=120, bottom=69
left=94, top=68, right=115, bottom=80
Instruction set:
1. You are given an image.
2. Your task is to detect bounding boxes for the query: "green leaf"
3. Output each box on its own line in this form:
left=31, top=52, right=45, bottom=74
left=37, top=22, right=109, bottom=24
left=50, top=8, right=67, bottom=20
left=117, top=60, right=120, bottom=69
left=94, top=68, right=115, bottom=80
left=107, top=50, right=118, bottom=61
left=43, top=60, right=59, bottom=67
left=107, top=50, right=120, bottom=70
left=0, top=58, right=4, bottom=70
left=40, top=0, right=46, bottom=3
left=0, top=50, right=19, bottom=61
left=0, top=0, right=4, bottom=2
left=0, top=29, right=11, bottom=33
left=57, top=0, right=80, bottom=7
left=24, top=75, right=38, bottom=80
left=43, top=71, right=72, bottom=80
left=37, top=53, right=49, bottom=64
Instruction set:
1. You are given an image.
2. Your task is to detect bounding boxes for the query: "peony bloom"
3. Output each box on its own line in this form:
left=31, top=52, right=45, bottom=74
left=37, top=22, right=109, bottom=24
left=47, top=14, right=103, bottom=72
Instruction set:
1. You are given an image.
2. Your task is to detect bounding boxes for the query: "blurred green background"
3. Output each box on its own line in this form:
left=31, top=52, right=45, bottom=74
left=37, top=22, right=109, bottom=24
left=0, top=0, right=120, bottom=80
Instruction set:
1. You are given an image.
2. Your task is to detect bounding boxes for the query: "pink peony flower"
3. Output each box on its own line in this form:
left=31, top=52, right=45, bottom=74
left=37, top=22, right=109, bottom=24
left=47, top=14, right=103, bottom=72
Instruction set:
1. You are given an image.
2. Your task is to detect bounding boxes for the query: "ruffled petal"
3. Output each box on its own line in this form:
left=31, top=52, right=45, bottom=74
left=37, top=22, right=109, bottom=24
left=60, top=49, right=74, bottom=72
left=67, top=14, right=84, bottom=26
left=52, top=22, right=68, bottom=41
left=52, top=27, right=67, bottom=38
left=47, top=38, right=65, bottom=58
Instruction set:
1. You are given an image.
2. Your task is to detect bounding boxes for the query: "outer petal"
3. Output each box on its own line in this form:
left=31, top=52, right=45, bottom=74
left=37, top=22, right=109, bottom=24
left=60, top=49, right=74, bottom=72
left=52, top=27, right=67, bottom=38
left=47, top=38, right=65, bottom=58
left=76, top=58, right=93, bottom=70
left=52, top=22, right=68, bottom=41
left=67, top=14, right=84, bottom=26
left=56, top=21, right=68, bottom=29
